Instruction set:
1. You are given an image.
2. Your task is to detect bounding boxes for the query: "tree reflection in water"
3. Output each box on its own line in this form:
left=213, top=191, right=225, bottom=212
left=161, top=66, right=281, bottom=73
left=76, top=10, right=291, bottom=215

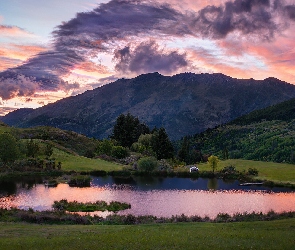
left=207, top=178, right=218, bottom=190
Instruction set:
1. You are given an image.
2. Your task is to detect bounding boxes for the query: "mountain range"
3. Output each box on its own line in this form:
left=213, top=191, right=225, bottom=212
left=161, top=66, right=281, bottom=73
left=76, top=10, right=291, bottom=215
left=2, top=72, right=295, bottom=140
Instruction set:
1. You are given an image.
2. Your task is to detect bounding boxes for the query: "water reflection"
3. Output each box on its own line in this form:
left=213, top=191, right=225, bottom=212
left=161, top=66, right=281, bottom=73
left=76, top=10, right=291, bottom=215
left=0, top=180, right=17, bottom=196
left=91, top=176, right=294, bottom=193
left=0, top=176, right=294, bottom=218
left=207, top=178, right=218, bottom=190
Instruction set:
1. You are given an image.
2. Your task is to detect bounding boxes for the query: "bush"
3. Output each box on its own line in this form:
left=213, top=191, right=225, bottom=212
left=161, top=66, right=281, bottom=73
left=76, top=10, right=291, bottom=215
left=97, top=139, right=113, bottom=155
left=111, top=146, right=129, bottom=159
left=68, top=175, right=91, bottom=187
left=137, top=157, right=158, bottom=172
left=84, top=149, right=95, bottom=158
left=158, top=159, right=172, bottom=171
left=247, top=168, right=259, bottom=176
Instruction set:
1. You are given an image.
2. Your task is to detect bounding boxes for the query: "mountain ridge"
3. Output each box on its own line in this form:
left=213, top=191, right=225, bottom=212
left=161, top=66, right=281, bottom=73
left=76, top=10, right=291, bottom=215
left=2, top=72, right=295, bottom=140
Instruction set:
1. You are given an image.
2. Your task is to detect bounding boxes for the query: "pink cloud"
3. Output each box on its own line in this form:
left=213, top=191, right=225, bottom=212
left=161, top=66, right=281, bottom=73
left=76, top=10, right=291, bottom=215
left=0, top=107, right=17, bottom=116
left=0, top=57, right=22, bottom=71
left=0, top=25, right=35, bottom=37
left=0, top=44, right=46, bottom=59
left=0, top=44, right=47, bottom=71
left=190, top=47, right=257, bottom=79
left=75, top=61, right=110, bottom=74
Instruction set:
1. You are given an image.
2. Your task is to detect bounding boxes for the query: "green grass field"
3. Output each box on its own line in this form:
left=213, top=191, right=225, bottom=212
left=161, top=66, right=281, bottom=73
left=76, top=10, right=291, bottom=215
left=54, top=147, right=295, bottom=185
left=51, top=148, right=123, bottom=172
left=199, top=159, right=295, bottom=184
left=0, top=219, right=294, bottom=250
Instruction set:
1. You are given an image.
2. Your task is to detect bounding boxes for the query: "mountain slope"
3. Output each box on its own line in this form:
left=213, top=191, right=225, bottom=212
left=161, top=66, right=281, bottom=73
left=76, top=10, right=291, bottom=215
left=184, top=98, right=295, bottom=163
left=2, top=72, right=295, bottom=140
left=230, top=97, right=295, bottom=125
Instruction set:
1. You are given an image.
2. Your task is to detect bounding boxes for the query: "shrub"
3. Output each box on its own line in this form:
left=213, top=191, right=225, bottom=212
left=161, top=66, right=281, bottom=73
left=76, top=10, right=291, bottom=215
left=137, top=157, right=158, bottom=172
left=68, top=175, right=91, bottom=187
left=158, top=159, right=172, bottom=171
left=111, top=146, right=129, bottom=159
left=219, top=165, right=240, bottom=178
left=84, top=149, right=95, bottom=158
left=247, top=168, right=259, bottom=176
left=97, top=139, right=113, bottom=155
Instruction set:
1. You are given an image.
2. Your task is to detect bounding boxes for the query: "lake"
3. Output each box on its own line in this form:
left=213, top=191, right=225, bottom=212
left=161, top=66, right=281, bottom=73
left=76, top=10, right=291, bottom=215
left=0, top=176, right=295, bottom=218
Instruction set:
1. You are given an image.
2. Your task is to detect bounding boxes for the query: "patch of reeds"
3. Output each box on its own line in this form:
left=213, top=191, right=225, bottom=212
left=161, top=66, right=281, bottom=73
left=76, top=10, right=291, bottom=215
left=52, top=199, right=131, bottom=212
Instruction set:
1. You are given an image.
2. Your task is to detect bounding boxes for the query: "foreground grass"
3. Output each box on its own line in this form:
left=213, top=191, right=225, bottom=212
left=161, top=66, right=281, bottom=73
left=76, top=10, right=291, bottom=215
left=199, top=159, right=295, bottom=184
left=0, top=219, right=294, bottom=249
left=51, top=148, right=123, bottom=172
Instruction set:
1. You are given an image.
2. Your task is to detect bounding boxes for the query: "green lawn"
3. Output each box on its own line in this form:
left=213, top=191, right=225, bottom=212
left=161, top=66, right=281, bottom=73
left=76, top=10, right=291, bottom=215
left=199, top=159, right=295, bottom=184
left=0, top=219, right=294, bottom=249
left=54, top=148, right=295, bottom=184
left=52, top=148, right=123, bottom=172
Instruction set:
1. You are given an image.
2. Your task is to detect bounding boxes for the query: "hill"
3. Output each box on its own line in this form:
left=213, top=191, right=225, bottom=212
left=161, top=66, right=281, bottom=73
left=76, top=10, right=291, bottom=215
left=182, top=98, right=295, bottom=163
left=0, top=123, right=121, bottom=172
left=0, top=122, right=98, bottom=157
left=2, top=72, right=295, bottom=140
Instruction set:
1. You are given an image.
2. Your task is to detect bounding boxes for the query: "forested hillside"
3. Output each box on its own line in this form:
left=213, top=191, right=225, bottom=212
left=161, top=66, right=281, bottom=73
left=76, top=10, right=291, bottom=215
left=178, top=98, right=295, bottom=164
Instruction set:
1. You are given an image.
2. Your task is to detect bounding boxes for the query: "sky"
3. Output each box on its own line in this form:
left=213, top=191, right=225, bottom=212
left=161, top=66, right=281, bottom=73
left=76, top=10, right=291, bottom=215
left=0, top=0, right=295, bottom=115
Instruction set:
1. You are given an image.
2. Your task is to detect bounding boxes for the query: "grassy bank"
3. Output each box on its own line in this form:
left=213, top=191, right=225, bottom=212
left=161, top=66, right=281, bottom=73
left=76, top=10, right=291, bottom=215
left=51, top=148, right=123, bottom=172
left=0, top=219, right=294, bottom=249
left=199, top=159, right=295, bottom=184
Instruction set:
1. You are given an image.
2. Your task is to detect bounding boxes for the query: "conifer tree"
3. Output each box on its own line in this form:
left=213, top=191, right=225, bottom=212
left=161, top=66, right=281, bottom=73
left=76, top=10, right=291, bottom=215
left=151, top=127, right=174, bottom=160
left=111, top=113, right=149, bottom=147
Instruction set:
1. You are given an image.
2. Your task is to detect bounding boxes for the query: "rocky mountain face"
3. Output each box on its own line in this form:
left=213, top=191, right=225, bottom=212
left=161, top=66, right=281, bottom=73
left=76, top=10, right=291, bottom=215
left=2, top=72, right=295, bottom=140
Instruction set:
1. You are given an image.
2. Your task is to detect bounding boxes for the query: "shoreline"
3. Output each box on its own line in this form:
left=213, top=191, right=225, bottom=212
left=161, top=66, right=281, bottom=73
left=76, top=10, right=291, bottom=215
left=1, top=169, right=295, bottom=189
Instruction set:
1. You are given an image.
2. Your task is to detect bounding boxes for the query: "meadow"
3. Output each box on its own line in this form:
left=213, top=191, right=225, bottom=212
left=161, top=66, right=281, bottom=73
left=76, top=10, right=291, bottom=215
left=51, top=147, right=123, bottom=172
left=199, top=159, right=295, bottom=184
left=0, top=219, right=294, bottom=249
left=56, top=149, right=295, bottom=185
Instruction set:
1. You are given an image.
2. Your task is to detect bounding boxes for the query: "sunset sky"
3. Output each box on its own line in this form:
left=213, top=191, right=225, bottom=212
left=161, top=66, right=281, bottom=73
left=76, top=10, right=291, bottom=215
left=1, top=0, right=295, bottom=115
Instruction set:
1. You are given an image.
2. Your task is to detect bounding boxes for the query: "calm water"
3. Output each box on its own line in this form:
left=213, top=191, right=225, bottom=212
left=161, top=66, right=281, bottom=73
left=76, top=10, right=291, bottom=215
left=0, top=176, right=295, bottom=218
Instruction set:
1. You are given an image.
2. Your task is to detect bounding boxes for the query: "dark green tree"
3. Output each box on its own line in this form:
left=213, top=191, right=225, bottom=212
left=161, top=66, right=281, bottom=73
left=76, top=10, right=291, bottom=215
left=44, top=143, right=53, bottom=157
left=26, top=139, right=39, bottom=158
left=0, top=133, right=20, bottom=164
left=111, top=113, right=150, bottom=148
left=178, top=136, right=190, bottom=163
left=222, top=147, right=229, bottom=160
left=151, top=127, right=174, bottom=160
